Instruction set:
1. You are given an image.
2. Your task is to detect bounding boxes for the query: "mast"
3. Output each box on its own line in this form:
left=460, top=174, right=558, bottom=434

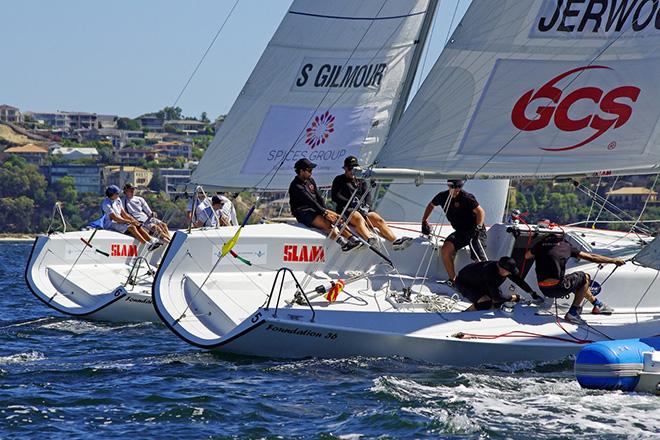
left=387, top=0, right=439, bottom=134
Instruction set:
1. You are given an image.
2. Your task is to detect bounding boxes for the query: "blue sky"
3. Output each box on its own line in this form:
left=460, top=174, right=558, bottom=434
left=1, top=0, right=470, bottom=119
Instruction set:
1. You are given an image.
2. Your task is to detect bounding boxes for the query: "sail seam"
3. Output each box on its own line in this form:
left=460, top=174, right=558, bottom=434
left=288, top=10, right=426, bottom=21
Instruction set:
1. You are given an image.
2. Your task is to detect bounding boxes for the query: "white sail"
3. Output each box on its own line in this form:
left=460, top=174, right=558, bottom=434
left=377, top=179, right=510, bottom=223
left=193, top=0, right=434, bottom=191
left=376, top=0, right=660, bottom=178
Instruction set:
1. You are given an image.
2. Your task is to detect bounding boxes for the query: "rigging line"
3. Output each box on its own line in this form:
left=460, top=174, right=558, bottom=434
left=470, top=22, right=634, bottom=178
left=593, top=176, right=619, bottom=225
left=629, top=172, right=660, bottom=235
left=584, top=176, right=602, bottom=226
left=602, top=173, right=660, bottom=247
left=444, top=0, right=461, bottom=44
left=172, top=0, right=241, bottom=108
left=573, top=184, right=650, bottom=236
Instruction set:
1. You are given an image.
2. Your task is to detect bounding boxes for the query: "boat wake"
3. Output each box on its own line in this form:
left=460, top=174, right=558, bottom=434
left=371, top=372, right=660, bottom=438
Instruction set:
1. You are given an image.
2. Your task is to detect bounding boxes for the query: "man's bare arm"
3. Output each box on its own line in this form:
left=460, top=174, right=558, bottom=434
left=577, top=251, right=625, bottom=266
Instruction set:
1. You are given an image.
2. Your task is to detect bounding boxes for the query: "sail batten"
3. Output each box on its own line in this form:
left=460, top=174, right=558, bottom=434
left=193, top=0, right=432, bottom=191
left=376, top=0, right=660, bottom=179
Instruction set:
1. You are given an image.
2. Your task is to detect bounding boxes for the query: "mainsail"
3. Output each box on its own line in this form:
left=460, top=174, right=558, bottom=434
left=193, top=0, right=434, bottom=191
left=376, top=0, right=660, bottom=179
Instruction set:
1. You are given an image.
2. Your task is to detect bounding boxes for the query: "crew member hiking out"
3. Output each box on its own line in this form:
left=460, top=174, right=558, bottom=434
left=456, top=257, right=544, bottom=311
left=122, top=183, right=171, bottom=243
left=289, top=158, right=360, bottom=252
left=331, top=156, right=411, bottom=250
left=101, top=185, right=158, bottom=250
left=525, top=233, right=625, bottom=324
left=421, top=179, right=487, bottom=282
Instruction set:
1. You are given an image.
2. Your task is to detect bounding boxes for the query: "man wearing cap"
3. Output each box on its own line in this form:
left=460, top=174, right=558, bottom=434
left=289, top=158, right=360, bottom=252
left=122, top=183, right=171, bottom=242
left=455, top=257, right=542, bottom=311
left=212, top=193, right=238, bottom=226
left=331, top=156, right=410, bottom=249
left=525, top=233, right=624, bottom=324
left=187, top=192, right=216, bottom=228
left=421, top=179, right=487, bottom=282
left=101, top=185, right=154, bottom=247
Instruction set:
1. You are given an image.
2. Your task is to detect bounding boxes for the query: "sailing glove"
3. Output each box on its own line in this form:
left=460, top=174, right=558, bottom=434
left=421, top=220, right=431, bottom=236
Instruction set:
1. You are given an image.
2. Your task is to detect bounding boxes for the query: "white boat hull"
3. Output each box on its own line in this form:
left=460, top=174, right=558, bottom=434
left=153, top=222, right=660, bottom=365
left=25, top=231, right=162, bottom=323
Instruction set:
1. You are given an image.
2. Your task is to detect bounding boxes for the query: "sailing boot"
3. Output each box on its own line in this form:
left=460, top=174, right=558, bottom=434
left=392, top=236, right=413, bottom=251
left=591, top=299, right=614, bottom=315
left=564, top=306, right=586, bottom=325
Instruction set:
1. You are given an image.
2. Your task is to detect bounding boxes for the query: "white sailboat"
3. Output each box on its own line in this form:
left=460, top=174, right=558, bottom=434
left=152, top=0, right=660, bottom=364
left=26, top=228, right=163, bottom=322
left=24, top=0, right=438, bottom=322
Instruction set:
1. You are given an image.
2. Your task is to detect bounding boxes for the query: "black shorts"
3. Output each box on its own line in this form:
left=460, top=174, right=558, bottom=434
left=455, top=279, right=484, bottom=304
left=295, top=210, right=321, bottom=228
left=446, top=229, right=487, bottom=261
left=539, top=272, right=589, bottom=298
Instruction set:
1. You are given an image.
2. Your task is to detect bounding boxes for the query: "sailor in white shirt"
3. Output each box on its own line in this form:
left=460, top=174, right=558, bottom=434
left=211, top=194, right=239, bottom=226
left=187, top=193, right=216, bottom=228
left=101, top=185, right=154, bottom=247
left=122, top=183, right=171, bottom=242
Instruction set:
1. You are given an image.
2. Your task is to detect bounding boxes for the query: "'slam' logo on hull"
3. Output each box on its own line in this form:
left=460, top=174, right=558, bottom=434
left=111, top=244, right=138, bottom=257
left=283, top=244, right=325, bottom=263
left=511, top=65, right=640, bottom=151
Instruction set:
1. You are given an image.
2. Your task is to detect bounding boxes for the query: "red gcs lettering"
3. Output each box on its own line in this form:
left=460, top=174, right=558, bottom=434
left=511, top=66, right=640, bottom=151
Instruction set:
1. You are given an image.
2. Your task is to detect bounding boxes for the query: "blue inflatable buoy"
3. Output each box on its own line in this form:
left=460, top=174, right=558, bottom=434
left=575, top=337, right=660, bottom=391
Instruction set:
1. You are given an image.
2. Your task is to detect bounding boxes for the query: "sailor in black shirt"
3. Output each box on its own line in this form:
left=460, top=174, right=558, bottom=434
left=525, top=233, right=625, bottom=323
left=421, top=180, right=487, bottom=281
left=456, top=257, right=541, bottom=311
left=331, top=156, right=410, bottom=248
left=288, top=158, right=360, bottom=252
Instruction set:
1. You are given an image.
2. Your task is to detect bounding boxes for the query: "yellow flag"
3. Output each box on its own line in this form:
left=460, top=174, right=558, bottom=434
left=221, top=229, right=241, bottom=257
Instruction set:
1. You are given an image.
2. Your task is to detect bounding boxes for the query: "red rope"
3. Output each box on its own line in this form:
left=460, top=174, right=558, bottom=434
left=455, top=329, right=593, bottom=344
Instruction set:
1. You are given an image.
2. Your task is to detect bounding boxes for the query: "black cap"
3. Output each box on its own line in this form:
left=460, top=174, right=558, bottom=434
left=294, top=158, right=317, bottom=171
left=447, top=179, right=464, bottom=188
left=497, top=257, right=519, bottom=276
left=344, top=156, right=359, bottom=168
left=211, top=195, right=223, bottom=205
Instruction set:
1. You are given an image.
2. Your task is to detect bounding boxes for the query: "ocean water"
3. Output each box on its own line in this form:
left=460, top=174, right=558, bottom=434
left=1, top=241, right=658, bottom=439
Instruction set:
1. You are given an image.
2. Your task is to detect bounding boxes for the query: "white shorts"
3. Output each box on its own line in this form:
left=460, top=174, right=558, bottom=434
left=143, top=218, right=163, bottom=232
left=106, top=222, right=129, bottom=234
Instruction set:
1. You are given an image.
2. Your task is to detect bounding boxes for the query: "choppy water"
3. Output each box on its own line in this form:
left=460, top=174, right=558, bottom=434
left=1, top=242, right=658, bottom=439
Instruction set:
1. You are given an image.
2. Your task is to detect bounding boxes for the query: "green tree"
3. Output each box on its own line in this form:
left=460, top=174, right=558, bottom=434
left=200, top=112, right=209, bottom=122
left=0, top=196, right=35, bottom=232
left=0, top=156, right=47, bottom=203
left=117, top=118, right=141, bottom=130
left=54, top=176, right=78, bottom=204
left=156, top=106, right=183, bottom=121
left=149, top=169, right=164, bottom=192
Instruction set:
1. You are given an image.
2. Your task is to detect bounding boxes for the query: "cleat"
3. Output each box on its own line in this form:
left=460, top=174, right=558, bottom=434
left=367, top=236, right=378, bottom=247
left=392, top=236, right=413, bottom=251
left=592, top=303, right=614, bottom=315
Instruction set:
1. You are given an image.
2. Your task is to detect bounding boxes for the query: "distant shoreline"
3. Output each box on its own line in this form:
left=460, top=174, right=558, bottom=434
left=0, top=234, right=35, bottom=241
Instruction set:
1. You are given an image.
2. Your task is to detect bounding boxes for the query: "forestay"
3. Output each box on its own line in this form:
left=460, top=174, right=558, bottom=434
left=193, top=0, right=433, bottom=191
left=376, top=0, right=660, bottom=179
